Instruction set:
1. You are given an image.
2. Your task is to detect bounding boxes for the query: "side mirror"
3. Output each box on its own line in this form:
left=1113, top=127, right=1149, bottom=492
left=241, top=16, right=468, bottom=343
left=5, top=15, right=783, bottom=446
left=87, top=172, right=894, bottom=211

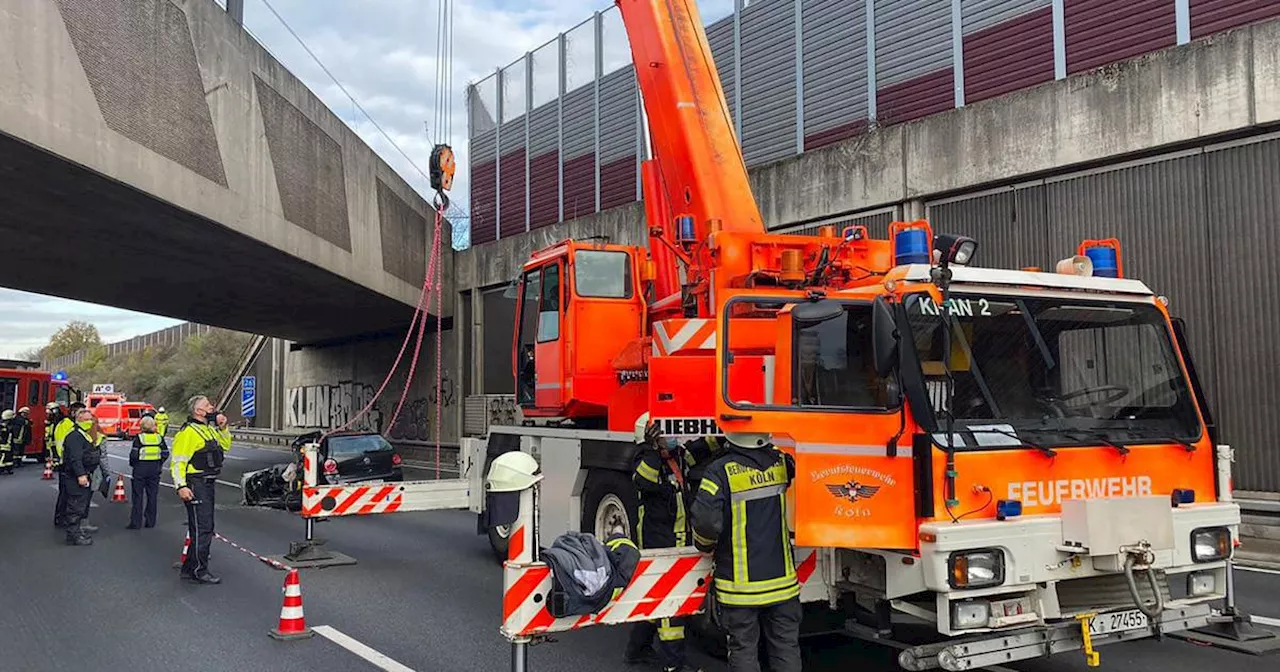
left=872, top=297, right=899, bottom=377
left=792, top=298, right=844, bottom=324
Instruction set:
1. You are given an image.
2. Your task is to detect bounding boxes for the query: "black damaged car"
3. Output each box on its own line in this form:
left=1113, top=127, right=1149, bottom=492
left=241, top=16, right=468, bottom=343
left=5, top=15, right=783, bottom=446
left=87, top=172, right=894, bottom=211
left=241, top=430, right=404, bottom=510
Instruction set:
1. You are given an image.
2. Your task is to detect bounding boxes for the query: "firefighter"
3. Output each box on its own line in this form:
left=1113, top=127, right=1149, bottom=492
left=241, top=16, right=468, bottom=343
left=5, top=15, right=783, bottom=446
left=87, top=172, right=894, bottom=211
left=691, top=432, right=801, bottom=672
left=155, top=407, right=169, bottom=435
left=44, top=402, right=59, bottom=463
left=61, top=408, right=101, bottom=546
left=0, top=410, right=14, bottom=475
left=623, top=413, right=703, bottom=672
left=11, top=406, right=32, bottom=466
left=127, top=416, right=168, bottom=529
left=53, top=402, right=85, bottom=528
left=172, top=395, right=230, bottom=584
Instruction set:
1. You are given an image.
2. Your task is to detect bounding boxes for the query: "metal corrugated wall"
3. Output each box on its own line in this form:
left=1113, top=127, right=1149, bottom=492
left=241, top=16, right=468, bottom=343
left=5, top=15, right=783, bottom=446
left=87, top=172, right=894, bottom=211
left=802, top=0, right=868, bottom=150
left=498, top=118, right=526, bottom=238
left=777, top=207, right=899, bottom=238
left=561, top=85, right=596, bottom=222
left=1065, top=0, right=1176, bottom=74
left=707, top=17, right=737, bottom=128
left=875, top=0, right=954, bottom=124
left=962, top=0, right=1054, bottom=103
left=927, top=185, right=1051, bottom=271
left=598, top=67, right=638, bottom=210
left=1190, top=0, right=1280, bottom=38
left=1205, top=137, right=1280, bottom=492
left=469, top=131, right=497, bottom=244
left=528, top=104, right=559, bottom=228
left=740, top=0, right=797, bottom=165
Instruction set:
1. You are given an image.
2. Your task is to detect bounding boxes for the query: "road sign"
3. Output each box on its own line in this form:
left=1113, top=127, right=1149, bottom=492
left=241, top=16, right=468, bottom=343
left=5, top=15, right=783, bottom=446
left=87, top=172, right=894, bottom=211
left=91, top=384, right=114, bottom=394
left=241, top=376, right=256, bottom=418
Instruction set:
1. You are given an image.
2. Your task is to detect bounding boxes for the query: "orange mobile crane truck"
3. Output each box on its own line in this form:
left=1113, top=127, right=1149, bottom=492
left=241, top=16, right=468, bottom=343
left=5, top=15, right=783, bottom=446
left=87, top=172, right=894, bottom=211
left=462, top=0, right=1247, bottom=668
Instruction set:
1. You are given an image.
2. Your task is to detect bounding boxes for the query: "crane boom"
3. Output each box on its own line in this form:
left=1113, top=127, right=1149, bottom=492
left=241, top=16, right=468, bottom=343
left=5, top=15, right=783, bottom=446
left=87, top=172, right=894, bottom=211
left=616, top=0, right=764, bottom=239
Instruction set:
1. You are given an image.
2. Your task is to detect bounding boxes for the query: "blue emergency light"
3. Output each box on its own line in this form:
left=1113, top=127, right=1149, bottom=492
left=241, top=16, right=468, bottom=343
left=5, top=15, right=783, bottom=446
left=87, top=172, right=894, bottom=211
left=1171, top=488, right=1196, bottom=507
left=675, top=215, right=696, bottom=244
left=894, top=228, right=931, bottom=266
left=1084, top=247, right=1119, bottom=278
left=995, top=499, right=1023, bottom=521
left=53, top=370, right=67, bottom=381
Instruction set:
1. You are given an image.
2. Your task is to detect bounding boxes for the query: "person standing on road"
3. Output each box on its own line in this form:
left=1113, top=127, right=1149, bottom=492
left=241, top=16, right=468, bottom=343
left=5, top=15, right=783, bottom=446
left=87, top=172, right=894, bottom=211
left=61, top=408, right=102, bottom=546
left=154, top=407, right=169, bottom=436
left=11, top=406, right=32, bottom=467
left=624, top=414, right=703, bottom=672
left=691, top=431, right=801, bottom=672
left=127, top=416, right=168, bottom=530
left=52, top=402, right=84, bottom=528
left=0, top=410, right=14, bottom=475
left=171, top=395, right=230, bottom=584
left=44, top=402, right=59, bottom=464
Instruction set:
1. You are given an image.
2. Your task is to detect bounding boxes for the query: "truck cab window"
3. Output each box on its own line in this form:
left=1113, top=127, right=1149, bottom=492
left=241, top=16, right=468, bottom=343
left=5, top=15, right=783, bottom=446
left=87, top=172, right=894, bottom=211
left=516, top=269, right=542, bottom=405
left=537, top=263, right=562, bottom=342
left=794, top=305, right=892, bottom=408
left=574, top=250, right=632, bottom=298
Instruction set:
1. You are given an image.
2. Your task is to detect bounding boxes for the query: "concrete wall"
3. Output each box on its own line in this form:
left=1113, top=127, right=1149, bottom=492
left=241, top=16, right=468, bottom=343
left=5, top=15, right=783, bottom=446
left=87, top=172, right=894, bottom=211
left=281, top=329, right=460, bottom=452
left=0, top=0, right=451, bottom=335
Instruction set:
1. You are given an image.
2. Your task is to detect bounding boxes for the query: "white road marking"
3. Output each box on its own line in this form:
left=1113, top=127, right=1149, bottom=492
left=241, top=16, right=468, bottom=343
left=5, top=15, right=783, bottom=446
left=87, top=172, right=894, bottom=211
left=1236, top=565, right=1280, bottom=576
left=224, top=455, right=248, bottom=461
left=312, top=625, right=416, bottom=672
left=1253, top=615, right=1280, bottom=628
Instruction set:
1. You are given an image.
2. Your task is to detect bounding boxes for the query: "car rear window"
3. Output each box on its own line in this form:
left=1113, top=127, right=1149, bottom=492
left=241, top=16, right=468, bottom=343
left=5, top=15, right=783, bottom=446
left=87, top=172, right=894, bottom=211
left=127, top=408, right=142, bottom=418
left=326, top=435, right=394, bottom=459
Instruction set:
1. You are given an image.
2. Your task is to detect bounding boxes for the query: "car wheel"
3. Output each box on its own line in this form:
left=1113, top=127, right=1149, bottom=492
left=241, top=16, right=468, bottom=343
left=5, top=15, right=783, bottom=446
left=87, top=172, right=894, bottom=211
left=487, top=523, right=511, bottom=562
left=581, top=470, right=638, bottom=540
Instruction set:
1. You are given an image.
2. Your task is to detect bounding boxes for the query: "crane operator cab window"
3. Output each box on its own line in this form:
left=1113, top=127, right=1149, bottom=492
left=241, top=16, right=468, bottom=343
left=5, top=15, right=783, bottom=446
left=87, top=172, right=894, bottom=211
left=515, top=262, right=564, bottom=407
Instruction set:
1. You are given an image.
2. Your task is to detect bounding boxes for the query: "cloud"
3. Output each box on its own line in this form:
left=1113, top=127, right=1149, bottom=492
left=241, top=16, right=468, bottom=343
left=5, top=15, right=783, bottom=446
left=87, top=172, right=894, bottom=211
left=0, top=289, right=183, bottom=359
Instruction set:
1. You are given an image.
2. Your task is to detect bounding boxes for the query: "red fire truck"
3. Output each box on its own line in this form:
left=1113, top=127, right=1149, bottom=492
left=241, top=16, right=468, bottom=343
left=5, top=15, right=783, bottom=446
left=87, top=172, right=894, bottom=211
left=0, top=367, right=81, bottom=461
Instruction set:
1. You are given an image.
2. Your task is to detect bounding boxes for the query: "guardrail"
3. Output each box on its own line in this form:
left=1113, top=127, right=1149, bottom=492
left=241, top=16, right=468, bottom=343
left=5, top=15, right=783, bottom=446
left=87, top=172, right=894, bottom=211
left=230, top=428, right=460, bottom=471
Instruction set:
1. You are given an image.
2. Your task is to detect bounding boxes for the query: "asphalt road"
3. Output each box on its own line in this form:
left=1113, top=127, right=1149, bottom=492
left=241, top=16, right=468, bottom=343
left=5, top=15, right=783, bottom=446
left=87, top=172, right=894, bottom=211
left=0, top=439, right=1276, bottom=672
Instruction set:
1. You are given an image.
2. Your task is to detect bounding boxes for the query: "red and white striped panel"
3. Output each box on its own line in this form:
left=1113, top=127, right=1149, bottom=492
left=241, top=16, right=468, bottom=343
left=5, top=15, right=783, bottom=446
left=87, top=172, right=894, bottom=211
left=501, top=548, right=819, bottom=638
left=301, top=484, right=403, bottom=518
left=651, top=319, right=717, bottom=357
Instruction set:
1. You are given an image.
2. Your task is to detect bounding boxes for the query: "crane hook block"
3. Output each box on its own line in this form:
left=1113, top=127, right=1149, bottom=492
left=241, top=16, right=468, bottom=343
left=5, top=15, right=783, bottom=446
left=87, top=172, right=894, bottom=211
left=430, top=144, right=455, bottom=192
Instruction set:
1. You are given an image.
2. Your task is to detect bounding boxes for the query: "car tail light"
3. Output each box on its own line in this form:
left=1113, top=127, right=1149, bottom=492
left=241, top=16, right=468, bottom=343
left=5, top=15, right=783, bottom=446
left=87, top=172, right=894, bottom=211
left=391, top=453, right=402, bottom=466
left=323, top=458, right=339, bottom=475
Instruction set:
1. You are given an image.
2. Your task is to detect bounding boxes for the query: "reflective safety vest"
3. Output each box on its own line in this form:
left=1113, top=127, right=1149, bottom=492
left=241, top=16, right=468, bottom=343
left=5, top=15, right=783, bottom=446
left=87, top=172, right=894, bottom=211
left=170, top=420, right=231, bottom=487
left=137, top=433, right=165, bottom=461
left=52, top=417, right=75, bottom=466
left=634, top=449, right=688, bottom=549
left=690, top=445, right=798, bottom=608
left=155, top=412, right=170, bottom=435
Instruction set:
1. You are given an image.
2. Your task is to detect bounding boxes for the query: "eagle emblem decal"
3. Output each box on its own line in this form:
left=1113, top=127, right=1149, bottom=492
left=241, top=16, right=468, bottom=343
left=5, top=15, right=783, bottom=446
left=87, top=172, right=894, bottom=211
left=825, top=481, right=881, bottom=503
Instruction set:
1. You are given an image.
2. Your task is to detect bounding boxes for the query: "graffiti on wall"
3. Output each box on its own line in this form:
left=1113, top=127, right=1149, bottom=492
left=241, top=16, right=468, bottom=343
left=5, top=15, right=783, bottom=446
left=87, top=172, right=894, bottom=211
left=286, top=382, right=384, bottom=433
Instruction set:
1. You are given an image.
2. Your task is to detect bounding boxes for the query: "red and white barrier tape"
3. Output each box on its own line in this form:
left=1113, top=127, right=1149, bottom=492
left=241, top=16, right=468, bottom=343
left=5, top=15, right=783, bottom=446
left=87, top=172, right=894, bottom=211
left=215, top=532, right=293, bottom=572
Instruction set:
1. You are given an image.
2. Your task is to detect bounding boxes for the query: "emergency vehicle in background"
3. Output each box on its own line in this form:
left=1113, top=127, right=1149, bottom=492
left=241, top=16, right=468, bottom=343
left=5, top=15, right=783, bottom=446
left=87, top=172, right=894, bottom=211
left=0, top=367, right=80, bottom=461
left=94, top=401, right=156, bottom=438
left=458, top=0, right=1245, bottom=668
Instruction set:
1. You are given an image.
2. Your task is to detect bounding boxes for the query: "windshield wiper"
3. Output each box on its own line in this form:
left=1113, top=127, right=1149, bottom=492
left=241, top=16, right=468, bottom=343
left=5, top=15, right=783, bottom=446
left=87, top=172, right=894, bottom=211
left=1114, top=435, right=1197, bottom=453
left=1059, top=429, right=1130, bottom=457
left=961, top=426, right=1057, bottom=459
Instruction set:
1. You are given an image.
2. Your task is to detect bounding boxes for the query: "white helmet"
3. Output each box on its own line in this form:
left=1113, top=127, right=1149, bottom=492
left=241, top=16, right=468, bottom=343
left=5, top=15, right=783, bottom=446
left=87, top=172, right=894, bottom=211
left=724, top=431, right=770, bottom=449
left=486, top=451, right=542, bottom=493
left=633, top=412, right=650, bottom=444
left=1, top=410, right=14, bottom=420
left=47, top=402, right=59, bottom=411
left=158, top=407, right=165, bottom=412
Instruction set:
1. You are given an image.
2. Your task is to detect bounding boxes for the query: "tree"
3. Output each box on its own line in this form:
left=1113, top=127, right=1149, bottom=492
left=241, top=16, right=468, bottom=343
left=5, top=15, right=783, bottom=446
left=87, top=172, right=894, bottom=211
left=16, top=346, right=44, bottom=362
left=44, top=321, right=102, bottom=360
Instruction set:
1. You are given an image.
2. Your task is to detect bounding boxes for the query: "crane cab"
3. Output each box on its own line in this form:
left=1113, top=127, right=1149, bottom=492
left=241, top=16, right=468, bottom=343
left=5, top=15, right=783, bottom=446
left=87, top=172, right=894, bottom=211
left=512, top=240, right=646, bottom=422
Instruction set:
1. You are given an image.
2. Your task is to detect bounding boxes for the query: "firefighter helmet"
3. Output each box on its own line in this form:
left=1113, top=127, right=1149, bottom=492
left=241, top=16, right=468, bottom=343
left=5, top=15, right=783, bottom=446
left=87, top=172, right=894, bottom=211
left=1, top=410, right=14, bottom=420
left=486, top=451, right=542, bottom=493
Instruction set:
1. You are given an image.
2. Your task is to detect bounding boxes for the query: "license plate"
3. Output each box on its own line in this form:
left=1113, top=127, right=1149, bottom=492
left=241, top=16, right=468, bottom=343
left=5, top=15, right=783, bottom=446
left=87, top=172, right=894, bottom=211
left=1088, top=609, right=1149, bottom=636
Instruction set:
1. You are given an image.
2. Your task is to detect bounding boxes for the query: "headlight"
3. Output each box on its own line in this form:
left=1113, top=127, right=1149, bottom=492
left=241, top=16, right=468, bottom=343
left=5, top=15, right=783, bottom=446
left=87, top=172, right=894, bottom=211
left=948, top=549, right=1005, bottom=589
left=951, top=600, right=990, bottom=629
left=1187, top=571, right=1216, bottom=596
left=1191, top=527, right=1231, bottom=562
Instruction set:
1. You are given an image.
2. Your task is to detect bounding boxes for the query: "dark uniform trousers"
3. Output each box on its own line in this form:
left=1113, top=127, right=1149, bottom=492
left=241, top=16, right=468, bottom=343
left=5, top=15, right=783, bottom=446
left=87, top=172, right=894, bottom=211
left=720, top=597, right=803, bottom=672
left=130, top=461, right=163, bottom=528
left=54, top=469, right=69, bottom=525
left=182, top=477, right=217, bottom=574
left=61, top=471, right=92, bottom=530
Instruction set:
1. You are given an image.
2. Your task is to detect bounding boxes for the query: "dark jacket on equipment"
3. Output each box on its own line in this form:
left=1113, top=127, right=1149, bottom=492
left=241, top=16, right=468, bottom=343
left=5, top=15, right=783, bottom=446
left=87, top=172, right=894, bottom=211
left=690, top=442, right=798, bottom=608
left=61, top=427, right=102, bottom=479
left=543, top=531, right=639, bottom=617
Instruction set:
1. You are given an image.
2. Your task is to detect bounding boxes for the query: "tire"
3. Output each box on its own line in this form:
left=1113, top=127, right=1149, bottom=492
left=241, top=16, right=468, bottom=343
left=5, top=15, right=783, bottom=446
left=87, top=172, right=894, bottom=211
left=487, top=523, right=511, bottom=562
left=580, top=469, right=638, bottom=540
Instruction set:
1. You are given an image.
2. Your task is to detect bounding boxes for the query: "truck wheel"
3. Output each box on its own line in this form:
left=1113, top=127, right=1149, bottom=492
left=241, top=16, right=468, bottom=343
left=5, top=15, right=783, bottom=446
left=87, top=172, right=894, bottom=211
left=487, top=524, right=511, bottom=562
left=581, top=470, right=637, bottom=540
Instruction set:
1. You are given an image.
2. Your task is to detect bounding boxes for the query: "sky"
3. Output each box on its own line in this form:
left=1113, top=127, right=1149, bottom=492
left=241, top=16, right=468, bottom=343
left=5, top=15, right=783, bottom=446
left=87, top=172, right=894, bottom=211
left=2, top=0, right=739, bottom=359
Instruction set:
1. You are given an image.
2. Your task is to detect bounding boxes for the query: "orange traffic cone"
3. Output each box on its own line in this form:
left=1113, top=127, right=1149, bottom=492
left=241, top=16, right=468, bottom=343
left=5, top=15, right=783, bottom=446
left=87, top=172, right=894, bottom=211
left=268, top=569, right=313, bottom=640
left=173, top=531, right=190, bottom=570
left=111, top=475, right=127, bottom=502
left=41, top=459, right=53, bottom=480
